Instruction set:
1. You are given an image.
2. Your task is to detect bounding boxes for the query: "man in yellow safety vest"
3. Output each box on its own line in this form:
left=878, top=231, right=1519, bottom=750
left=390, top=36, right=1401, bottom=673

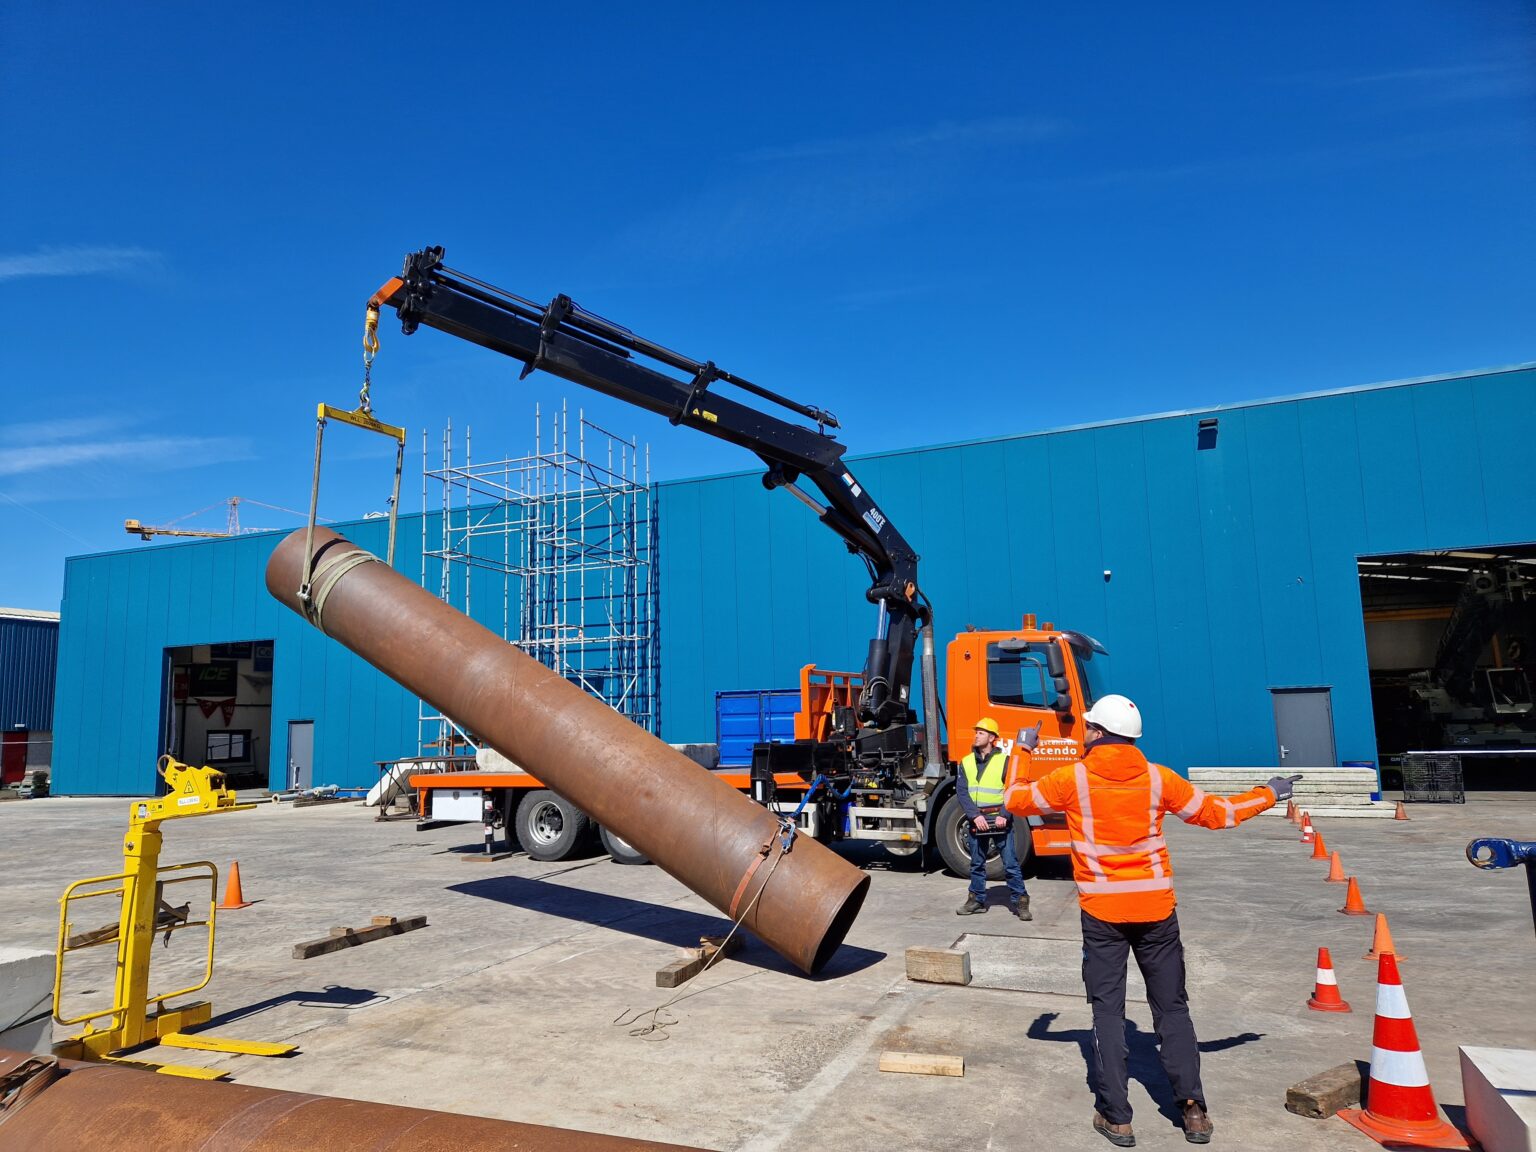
left=956, top=717, right=1030, bottom=919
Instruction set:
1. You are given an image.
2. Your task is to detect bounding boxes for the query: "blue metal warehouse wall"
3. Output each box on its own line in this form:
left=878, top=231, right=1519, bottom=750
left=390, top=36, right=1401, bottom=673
left=656, top=365, right=1536, bottom=771
left=50, top=364, right=1536, bottom=794
left=52, top=518, right=426, bottom=794
left=0, top=616, right=59, bottom=730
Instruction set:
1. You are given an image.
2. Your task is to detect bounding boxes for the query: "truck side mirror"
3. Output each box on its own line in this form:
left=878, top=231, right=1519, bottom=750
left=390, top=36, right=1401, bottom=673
left=1052, top=692, right=1073, bottom=714
left=1044, top=644, right=1065, bottom=677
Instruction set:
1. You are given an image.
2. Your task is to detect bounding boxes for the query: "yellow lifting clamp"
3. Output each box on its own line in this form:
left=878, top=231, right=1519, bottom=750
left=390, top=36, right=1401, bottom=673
left=52, top=756, right=298, bottom=1079
left=297, top=300, right=407, bottom=621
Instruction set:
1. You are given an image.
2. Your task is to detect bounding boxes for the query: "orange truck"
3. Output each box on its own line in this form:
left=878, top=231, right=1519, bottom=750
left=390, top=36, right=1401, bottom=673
left=370, top=247, right=1108, bottom=876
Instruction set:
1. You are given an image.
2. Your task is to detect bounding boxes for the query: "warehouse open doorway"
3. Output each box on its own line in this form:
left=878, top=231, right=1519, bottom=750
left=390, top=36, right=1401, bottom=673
left=1358, top=544, right=1536, bottom=793
left=160, top=640, right=275, bottom=791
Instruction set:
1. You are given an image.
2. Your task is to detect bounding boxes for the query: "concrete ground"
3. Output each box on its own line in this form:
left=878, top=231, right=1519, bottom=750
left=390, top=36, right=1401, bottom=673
left=2, top=792, right=1532, bottom=1151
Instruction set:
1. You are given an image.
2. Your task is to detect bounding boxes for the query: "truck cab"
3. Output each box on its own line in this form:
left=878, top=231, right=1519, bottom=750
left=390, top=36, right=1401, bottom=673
left=937, top=615, right=1107, bottom=871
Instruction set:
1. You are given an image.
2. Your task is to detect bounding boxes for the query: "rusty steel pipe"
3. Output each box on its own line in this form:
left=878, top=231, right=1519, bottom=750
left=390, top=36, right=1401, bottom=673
left=0, top=1049, right=707, bottom=1150
left=265, top=528, right=869, bottom=974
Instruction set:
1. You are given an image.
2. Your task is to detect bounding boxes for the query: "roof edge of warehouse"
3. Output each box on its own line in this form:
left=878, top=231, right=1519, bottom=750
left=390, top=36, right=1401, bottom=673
left=0, top=607, right=62, bottom=621
left=62, top=514, right=390, bottom=565
left=61, top=358, right=1535, bottom=565
left=663, top=359, right=1536, bottom=486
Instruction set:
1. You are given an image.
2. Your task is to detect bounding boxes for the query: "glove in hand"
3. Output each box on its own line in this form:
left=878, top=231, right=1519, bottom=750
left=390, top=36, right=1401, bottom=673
left=1265, top=774, right=1301, bottom=802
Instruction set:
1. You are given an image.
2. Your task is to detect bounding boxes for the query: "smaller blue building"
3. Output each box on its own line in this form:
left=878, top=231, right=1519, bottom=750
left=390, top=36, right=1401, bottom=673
left=1, top=607, right=60, bottom=785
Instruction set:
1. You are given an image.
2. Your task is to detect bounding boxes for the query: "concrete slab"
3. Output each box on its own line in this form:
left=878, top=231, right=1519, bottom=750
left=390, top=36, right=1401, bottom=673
left=957, top=931, right=1225, bottom=1003
left=1461, top=1046, right=1536, bottom=1152
left=0, top=945, right=53, bottom=1054
left=1, top=792, right=1531, bottom=1151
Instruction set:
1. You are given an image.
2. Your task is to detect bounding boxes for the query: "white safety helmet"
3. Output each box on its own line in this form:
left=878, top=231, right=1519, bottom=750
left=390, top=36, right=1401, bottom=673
left=1083, top=694, right=1143, bottom=739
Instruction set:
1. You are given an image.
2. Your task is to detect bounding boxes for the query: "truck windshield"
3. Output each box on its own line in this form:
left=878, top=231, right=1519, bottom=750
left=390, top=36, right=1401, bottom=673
left=1071, top=645, right=1103, bottom=709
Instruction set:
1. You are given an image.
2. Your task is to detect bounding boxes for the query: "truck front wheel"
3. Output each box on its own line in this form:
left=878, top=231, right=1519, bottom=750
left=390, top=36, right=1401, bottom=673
left=934, top=794, right=1031, bottom=881
left=516, top=790, right=592, bottom=862
left=600, top=825, right=651, bottom=865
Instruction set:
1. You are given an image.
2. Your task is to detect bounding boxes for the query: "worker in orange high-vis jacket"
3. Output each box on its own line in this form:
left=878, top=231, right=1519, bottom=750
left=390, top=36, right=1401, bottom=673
left=1004, top=694, right=1298, bottom=1148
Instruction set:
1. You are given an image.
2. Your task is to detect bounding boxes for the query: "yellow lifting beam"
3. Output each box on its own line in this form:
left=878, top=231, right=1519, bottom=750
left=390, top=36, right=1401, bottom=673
left=296, top=300, right=407, bottom=620
left=52, top=757, right=297, bottom=1079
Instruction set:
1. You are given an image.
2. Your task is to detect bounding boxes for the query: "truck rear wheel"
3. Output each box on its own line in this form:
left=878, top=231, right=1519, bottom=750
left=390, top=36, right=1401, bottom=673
left=935, top=793, right=1028, bottom=881
left=515, top=789, right=591, bottom=862
left=599, top=825, right=650, bottom=865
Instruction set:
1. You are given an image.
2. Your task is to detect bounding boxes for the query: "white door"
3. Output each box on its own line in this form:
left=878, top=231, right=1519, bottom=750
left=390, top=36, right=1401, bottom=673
left=287, top=721, right=314, bottom=790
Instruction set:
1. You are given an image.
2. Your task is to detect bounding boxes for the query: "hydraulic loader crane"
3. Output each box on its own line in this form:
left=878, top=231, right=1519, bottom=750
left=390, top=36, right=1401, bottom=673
left=369, top=247, right=936, bottom=751
left=367, top=247, right=1105, bottom=875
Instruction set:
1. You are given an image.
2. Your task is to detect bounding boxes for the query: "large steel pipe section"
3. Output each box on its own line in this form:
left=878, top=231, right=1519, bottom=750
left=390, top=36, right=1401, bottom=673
left=0, top=1050, right=707, bottom=1150
left=266, top=528, right=868, bottom=974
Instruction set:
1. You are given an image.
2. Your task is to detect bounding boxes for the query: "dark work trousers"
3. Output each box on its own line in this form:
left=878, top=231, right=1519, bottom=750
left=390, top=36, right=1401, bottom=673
left=967, top=824, right=1027, bottom=901
left=1080, top=909, right=1205, bottom=1125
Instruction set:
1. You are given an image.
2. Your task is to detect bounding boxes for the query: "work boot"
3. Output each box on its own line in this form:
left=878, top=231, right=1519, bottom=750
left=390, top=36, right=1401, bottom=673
left=956, top=895, right=987, bottom=915
left=1010, top=896, right=1032, bottom=921
left=1181, top=1101, right=1212, bottom=1144
left=1093, top=1112, right=1135, bottom=1147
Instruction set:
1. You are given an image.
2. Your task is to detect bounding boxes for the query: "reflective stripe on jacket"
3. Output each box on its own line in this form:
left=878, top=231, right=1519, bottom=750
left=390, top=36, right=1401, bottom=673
left=1003, top=742, right=1275, bottom=922
left=961, top=750, right=1008, bottom=807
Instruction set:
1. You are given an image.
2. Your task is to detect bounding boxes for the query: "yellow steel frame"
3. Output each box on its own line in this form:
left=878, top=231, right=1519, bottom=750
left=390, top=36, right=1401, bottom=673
left=52, top=756, right=298, bottom=1079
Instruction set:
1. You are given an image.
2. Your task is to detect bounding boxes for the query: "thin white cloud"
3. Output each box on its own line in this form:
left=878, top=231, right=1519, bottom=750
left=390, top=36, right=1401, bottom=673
left=741, top=115, right=1065, bottom=163
left=1289, top=55, right=1534, bottom=105
left=0, top=435, right=253, bottom=477
left=0, top=415, right=126, bottom=445
left=0, top=245, right=161, bottom=282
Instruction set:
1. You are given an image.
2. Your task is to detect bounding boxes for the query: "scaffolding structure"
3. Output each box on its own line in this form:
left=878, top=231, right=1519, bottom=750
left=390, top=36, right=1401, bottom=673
left=419, top=401, right=658, bottom=756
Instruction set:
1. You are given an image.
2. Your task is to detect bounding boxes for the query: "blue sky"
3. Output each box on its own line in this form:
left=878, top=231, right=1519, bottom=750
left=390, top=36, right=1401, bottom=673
left=2, top=2, right=1532, bottom=610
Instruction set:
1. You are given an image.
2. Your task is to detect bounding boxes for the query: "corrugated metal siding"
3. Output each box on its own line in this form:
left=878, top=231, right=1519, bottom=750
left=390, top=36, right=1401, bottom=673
left=658, top=365, right=1536, bottom=771
left=52, top=518, right=425, bottom=795
left=0, top=617, right=59, bottom=730
left=48, top=364, right=1536, bottom=793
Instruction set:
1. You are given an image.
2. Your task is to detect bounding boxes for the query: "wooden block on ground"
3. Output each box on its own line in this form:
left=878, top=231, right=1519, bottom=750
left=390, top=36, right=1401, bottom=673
left=655, top=934, right=743, bottom=988
left=879, top=1051, right=964, bottom=1077
left=906, top=946, right=972, bottom=986
left=1285, top=1061, right=1365, bottom=1119
left=293, top=915, right=427, bottom=959
left=461, top=852, right=514, bottom=863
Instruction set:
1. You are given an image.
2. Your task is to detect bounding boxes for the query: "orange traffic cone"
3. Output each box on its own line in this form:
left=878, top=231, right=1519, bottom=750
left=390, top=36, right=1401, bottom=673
left=1307, top=947, right=1351, bottom=1012
left=1286, top=799, right=1300, bottom=825
left=1364, top=913, right=1402, bottom=962
left=1338, top=954, right=1468, bottom=1148
left=1339, top=876, right=1372, bottom=916
left=1310, top=831, right=1329, bottom=861
left=1300, top=813, right=1315, bottom=844
left=219, top=861, right=253, bottom=910
left=1394, top=801, right=1410, bottom=821
left=1325, top=850, right=1348, bottom=883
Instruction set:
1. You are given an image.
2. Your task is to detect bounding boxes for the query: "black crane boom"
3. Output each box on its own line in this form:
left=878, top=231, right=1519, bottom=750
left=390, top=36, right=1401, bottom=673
left=371, top=246, right=929, bottom=729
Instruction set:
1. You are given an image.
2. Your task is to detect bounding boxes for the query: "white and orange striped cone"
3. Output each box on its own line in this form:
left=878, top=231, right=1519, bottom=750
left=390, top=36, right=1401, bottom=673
left=1300, top=813, right=1316, bottom=844
left=1337, top=953, right=1468, bottom=1149
left=1306, top=947, right=1350, bottom=1013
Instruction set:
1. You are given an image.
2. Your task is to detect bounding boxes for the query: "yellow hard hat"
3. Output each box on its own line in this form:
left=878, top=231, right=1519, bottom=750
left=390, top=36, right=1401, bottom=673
left=974, top=717, right=1001, bottom=737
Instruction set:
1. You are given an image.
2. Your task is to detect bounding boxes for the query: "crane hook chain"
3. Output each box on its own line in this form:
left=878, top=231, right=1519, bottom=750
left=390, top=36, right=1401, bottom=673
left=360, top=304, right=381, bottom=414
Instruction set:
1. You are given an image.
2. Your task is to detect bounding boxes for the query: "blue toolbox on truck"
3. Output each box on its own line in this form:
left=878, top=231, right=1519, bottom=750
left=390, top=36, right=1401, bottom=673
left=716, top=689, right=800, bottom=767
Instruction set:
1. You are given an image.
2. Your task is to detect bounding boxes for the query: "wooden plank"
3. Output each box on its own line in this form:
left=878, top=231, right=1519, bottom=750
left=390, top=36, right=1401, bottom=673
left=879, top=1051, right=964, bottom=1077
left=1285, top=1061, right=1365, bottom=1119
left=293, top=915, right=427, bottom=959
left=905, top=946, right=971, bottom=986
left=655, top=934, right=743, bottom=988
